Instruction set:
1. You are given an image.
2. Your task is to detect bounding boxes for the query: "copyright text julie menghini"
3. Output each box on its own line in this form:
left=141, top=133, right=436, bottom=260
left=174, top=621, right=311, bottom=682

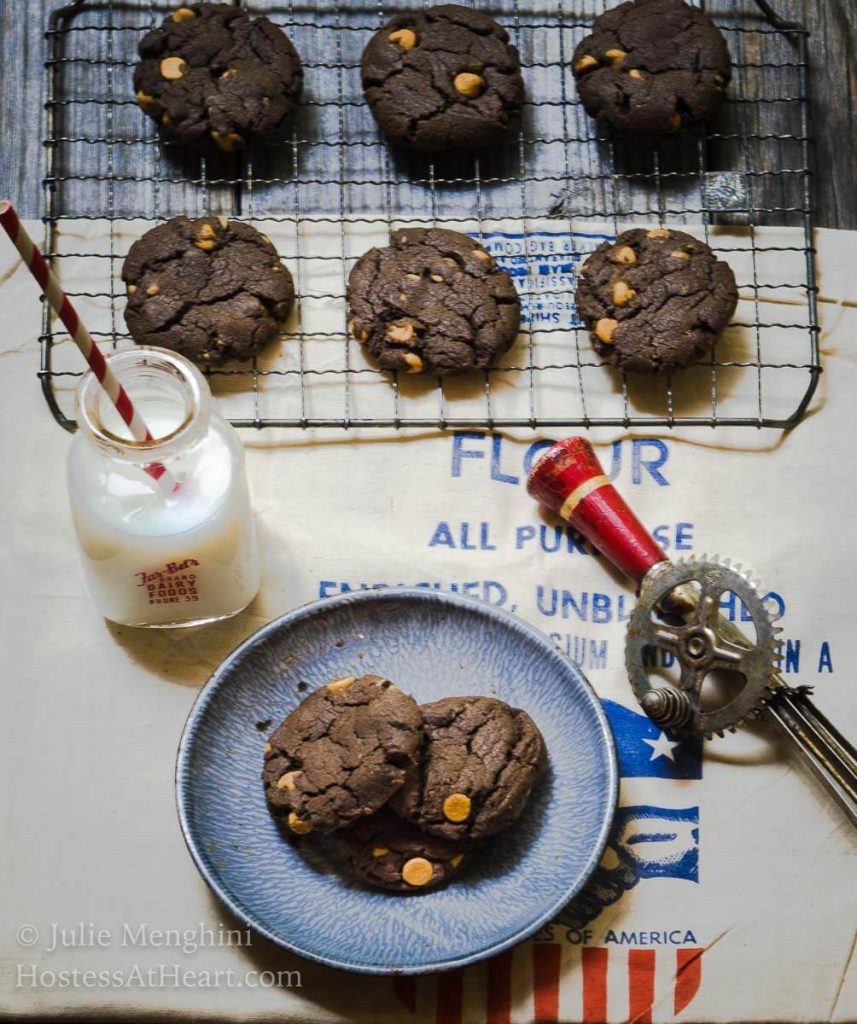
left=28, top=921, right=254, bottom=955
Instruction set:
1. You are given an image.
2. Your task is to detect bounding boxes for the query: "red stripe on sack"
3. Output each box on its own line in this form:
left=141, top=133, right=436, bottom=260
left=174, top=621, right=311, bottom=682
left=485, top=950, right=513, bottom=1024
left=436, top=968, right=463, bottom=1024
left=392, top=976, right=417, bottom=1015
left=627, top=949, right=656, bottom=1024
left=532, top=943, right=561, bottom=1024
left=582, top=947, right=609, bottom=1024
left=674, top=948, right=703, bottom=1016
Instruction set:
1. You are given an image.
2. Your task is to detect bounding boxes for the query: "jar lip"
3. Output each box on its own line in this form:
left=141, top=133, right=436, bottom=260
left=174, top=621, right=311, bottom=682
left=77, top=347, right=211, bottom=458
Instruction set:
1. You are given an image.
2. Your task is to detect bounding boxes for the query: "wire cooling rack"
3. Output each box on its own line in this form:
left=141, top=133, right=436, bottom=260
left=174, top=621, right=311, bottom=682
left=41, top=0, right=820, bottom=431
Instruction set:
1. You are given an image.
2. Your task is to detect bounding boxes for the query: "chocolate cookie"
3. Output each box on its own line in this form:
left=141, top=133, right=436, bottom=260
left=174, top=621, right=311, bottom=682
left=347, top=228, right=520, bottom=376
left=263, top=675, right=423, bottom=836
left=571, top=0, right=731, bottom=137
left=328, top=808, right=471, bottom=893
left=391, top=696, right=547, bottom=841
left=575, top=227, right=738, bottom=373
left=122, top=216, right=294, bottom=364
left=361, top=5, right=524, bottom=152
left=134, top=4, right=303, bottom=151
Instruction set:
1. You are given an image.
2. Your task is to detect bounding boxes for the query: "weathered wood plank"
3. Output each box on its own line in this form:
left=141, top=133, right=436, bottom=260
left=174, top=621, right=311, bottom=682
left=0, top=0, right=854, bottom=228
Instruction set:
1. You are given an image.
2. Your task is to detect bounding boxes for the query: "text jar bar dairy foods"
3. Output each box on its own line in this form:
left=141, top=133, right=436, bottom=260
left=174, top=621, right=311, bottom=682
left=67, top=348, right=260, bottom=627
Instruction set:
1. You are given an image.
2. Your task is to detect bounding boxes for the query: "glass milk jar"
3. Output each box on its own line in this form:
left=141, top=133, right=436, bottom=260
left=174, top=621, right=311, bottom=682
left=67, top=348, right=261, bottom=627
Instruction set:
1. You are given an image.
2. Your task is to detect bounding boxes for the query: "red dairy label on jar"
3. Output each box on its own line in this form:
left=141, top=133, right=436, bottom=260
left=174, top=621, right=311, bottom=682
left=135, top=558, right=201, bottom=606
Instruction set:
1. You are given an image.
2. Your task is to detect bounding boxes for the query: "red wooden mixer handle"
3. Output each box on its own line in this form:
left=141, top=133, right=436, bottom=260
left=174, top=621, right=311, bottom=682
left=526, top=438, right=668, bottom=587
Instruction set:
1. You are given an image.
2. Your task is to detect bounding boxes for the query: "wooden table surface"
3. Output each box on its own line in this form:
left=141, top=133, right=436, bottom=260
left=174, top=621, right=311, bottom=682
left=1, top=0, right=855, bottom=228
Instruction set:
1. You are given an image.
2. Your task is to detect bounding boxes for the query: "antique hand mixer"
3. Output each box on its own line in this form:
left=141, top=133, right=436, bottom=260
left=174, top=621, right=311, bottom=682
left=527, top=437, right=857, bottom=827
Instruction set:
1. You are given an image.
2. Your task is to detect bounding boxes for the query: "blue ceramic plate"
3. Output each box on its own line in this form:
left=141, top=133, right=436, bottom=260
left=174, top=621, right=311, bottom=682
left=176, top=589, right=617, bottom=975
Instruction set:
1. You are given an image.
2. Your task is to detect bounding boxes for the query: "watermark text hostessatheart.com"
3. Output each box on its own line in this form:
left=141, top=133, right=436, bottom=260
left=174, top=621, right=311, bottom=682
left=13, top=921, right=301, bottom=990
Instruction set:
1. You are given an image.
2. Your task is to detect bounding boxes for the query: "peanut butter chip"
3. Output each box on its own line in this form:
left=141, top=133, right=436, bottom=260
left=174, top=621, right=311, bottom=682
left=628, top=69, right=644, bottom=80
left=386, top=321, right=416, bottom=344
left=277, top=770, right=301, bottom=791
left=647, top=228, right=671, bottom=238
left=430, top=274, right=443, bottom=283
left=348, top=318, right=369, bottom=342
left=449, top=854, right=464, bottom=869
left=471, top=248, right=493, bottom=264
left=371, top=847, right=389, bottom=858
left=402, top=352, right=424, bottom=374
left=405, top=273, right=421, bottom=282
left=217, top=215, right=229, bottom=229
left=146, top=284, right=160, bottom=297
left=453, top=72, right=485, bottom=99
left=172, top=7, right=197, bottom=22
left=160, top=56, right=187, bottom=81
left=220, top=68, right=237, bottom=80
left=389, top=28, right=417, bottom=50
left=127, top=284, right=137, bottom=295
left=327, top=675, right=357, bottom=692
left=136, top=91, right=157, bottom=113
left=612, top=281, right=635, bottom=307
left=605, top=48, right=627, bottom=65
left=210, top=130, right=242, bottom=151
left=671, top=249, right=690, bottom=260
left=195, top=239, right=216, bottom=252
left=611, top=245, right=636, bottom=265
left=574, top=55, right=599, bottom=75
left=198, top=222, right=216, bottom=240
left=595, top=318, right=618, bottom=344
left=443, top=793, right=472, bottom=823
left=287, top=812, right=313, bottom=835
left=401, top=857, right=434, bottom=887
left=263, top=742, right=272, bottom=755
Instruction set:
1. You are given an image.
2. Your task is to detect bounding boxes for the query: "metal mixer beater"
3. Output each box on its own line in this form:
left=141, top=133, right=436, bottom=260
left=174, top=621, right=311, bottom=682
left=527, top=437, right=857, bottom=827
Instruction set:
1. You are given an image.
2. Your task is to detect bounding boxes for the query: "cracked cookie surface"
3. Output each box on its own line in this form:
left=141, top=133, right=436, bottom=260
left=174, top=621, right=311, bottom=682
left=122, top=215, right=294, bottom=364
left=347, top=228, right=520, bottom=376
left=328, top=807, right=472, bottom=892
left=575, top=227, right=738, bottom=373
left=134, top=4, right=303, bottom=151
left=361, top=4, right=524, bottom=152
left=390, top=696, right=547, bottom=841
left=571, top=0, right=731, bottom=137
left=263, top=676, right=423, bottom=835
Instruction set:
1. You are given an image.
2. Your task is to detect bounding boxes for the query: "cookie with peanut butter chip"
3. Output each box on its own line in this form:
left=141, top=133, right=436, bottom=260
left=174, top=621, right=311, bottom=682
left=572, top=0, right=731, bottom=137
left=263, top=676, right=423, bottom=835
left=328, top=808, right=472, bottom=892
left=390, top=696, right=547, bottom=841
left=122, top=215, right=294, bottom=364
left=346, top=228, right=520, bottom=376
left=133, top=4, right=303, bottom=150
left=361, top=4, right=524, bottom=152
left=575, top=227, right=738, bottom=373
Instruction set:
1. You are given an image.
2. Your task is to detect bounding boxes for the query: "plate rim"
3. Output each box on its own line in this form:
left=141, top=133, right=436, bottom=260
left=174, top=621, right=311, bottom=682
left=175, top=587, right=618, bottom=975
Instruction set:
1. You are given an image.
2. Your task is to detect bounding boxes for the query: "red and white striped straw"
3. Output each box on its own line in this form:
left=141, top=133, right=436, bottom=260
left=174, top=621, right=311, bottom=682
left=0, top=200, right=173, bottom=488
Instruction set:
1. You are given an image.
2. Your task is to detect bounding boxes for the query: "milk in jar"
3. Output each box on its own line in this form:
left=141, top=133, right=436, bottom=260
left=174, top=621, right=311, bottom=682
left=67, top=348, right=260, bottom=627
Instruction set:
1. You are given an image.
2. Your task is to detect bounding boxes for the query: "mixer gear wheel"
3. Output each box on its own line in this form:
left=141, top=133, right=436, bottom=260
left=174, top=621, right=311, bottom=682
left=626, top=557, right=779, bottom=739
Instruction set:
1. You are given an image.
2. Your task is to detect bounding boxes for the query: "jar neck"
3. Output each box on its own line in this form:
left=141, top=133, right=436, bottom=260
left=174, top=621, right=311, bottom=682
left=77, top=347, right=213, bottom=463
